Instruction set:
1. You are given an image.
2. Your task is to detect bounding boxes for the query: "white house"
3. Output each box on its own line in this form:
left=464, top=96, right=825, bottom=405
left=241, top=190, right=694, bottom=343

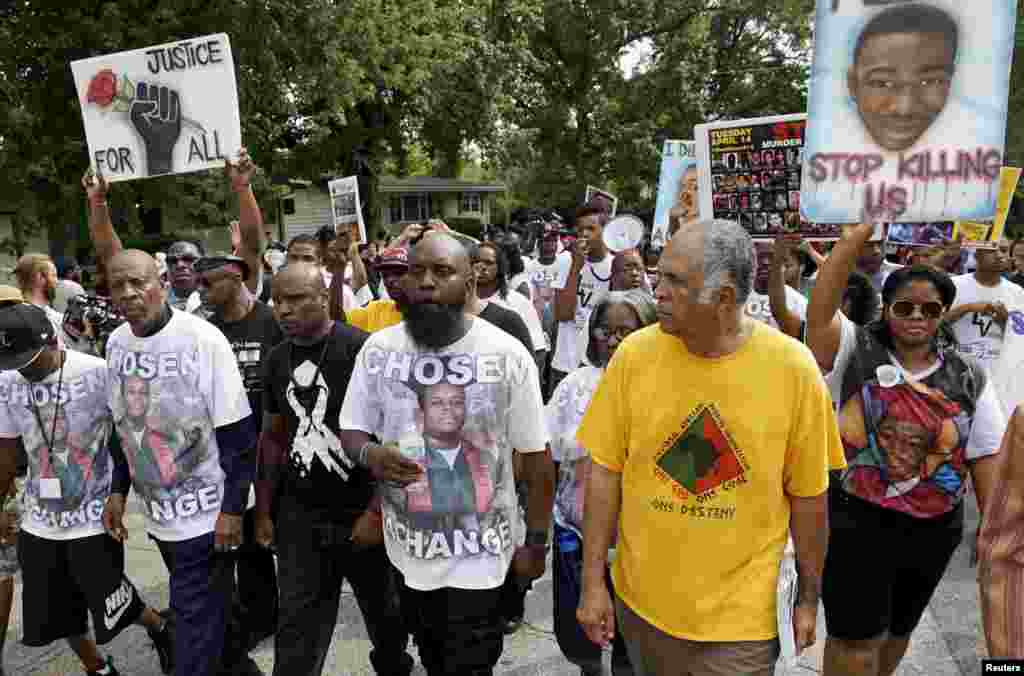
left=281, top=176, right=507, bottom=243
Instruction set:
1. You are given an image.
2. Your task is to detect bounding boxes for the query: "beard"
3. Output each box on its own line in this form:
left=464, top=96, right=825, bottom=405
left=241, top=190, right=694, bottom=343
left=404, top=301, right=465, bottom=349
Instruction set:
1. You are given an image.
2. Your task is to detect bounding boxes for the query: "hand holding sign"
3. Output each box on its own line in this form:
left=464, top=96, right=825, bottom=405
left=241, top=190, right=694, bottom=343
left=130, top=82, right=181, bottom=176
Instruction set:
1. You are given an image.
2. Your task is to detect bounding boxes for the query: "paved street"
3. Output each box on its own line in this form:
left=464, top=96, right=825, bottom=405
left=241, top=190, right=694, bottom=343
left=1, top=493, right=990, bottom=675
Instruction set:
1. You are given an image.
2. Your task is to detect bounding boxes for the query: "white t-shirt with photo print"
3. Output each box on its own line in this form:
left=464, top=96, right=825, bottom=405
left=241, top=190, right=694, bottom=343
left=551, top=253, right=613, bottom=373
left=0, top=350, right=114, bottom=541
left=339, top=318, right=549, bottom=592
left=106, top=310, right=252, bottom=542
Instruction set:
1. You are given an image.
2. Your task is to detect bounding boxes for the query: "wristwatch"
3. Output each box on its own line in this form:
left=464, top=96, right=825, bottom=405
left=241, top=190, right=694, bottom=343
left=525, top=529, right=549, bottom=550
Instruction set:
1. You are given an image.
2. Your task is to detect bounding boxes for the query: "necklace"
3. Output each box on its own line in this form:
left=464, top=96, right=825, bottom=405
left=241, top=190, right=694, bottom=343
left=29, top=351, right=66, bottom=467
left=287, top=323, right=336, bottom=435
left=587, top=256, right=612, bottom=283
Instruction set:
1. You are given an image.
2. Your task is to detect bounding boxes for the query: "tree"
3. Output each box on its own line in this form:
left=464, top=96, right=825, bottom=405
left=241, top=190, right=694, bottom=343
left=0, top=0, right=487, bottom=255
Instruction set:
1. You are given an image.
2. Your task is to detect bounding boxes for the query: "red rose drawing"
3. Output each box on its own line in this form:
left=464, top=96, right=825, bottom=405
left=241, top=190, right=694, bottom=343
left=87, top=69, right=118, bottom=107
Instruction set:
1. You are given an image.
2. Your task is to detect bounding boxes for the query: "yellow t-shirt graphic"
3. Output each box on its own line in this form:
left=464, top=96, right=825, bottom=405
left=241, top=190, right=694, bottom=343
left=577, top=322, right=844, bottom=641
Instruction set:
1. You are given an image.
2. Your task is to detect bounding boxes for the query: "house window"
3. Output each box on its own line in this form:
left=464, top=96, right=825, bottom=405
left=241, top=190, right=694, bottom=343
left=389, top=193, right=430, bottom=222
left=461, top=192, right=482, bottom=213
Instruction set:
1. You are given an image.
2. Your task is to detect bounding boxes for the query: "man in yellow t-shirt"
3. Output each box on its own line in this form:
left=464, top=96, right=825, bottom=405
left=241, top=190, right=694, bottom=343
left=346, top=247, right=408, bottom=333
left=576, top=220, right=845, bottom=676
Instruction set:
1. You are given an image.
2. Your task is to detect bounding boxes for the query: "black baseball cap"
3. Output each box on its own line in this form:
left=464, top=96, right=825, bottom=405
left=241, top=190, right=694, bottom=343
left=194, top=255, right=252, bottom=281
left=0, top=304, right=57, bottom=371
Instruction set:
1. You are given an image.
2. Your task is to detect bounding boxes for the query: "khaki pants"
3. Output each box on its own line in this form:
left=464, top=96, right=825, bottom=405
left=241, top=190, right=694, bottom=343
left=615, top=595, right=780, bottom=676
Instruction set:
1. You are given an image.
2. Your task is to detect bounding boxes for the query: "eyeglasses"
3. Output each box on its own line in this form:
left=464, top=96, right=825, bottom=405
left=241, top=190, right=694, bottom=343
left=166, top=255, right=198, bottom=267
left=889, top=301, right=945, bottom=320
left=593, top=326, right=634, bottom=342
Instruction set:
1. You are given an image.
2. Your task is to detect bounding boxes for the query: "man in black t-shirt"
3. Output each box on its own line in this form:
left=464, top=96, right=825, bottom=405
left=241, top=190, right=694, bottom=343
left=196, top=255, right=282, bottom=653
left=254, top=263, right=412, bottom=676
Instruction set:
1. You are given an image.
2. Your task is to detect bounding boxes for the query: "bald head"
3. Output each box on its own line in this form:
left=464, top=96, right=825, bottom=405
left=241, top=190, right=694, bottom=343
left=271, top=262, right=331, bottom=341
left=108, top=249, right=167, bottom=330
left=275, top=262, right=326, bottom=294
left=410, top=233, right=472, bottom=276
left=110, top=250, right=161, bottom=281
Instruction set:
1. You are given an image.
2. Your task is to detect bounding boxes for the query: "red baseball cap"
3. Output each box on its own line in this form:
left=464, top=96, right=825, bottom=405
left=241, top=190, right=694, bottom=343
left=376, top=247, right=410, bottom=271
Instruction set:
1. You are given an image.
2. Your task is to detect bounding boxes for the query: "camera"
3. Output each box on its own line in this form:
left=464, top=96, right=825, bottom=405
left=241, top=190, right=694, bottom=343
left=63, top=295, right=126, bottom=346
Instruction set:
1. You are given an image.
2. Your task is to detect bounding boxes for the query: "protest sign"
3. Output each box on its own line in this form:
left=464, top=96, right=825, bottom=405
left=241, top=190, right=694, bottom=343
left=953, top=167, right=1022, bottom=248
left=696, top=114, right=841, bottom=240
left=652, top=140, right=699, bottom=249
left=885, top=222, right=955, bottom=247
left=71, top=34, right=241, bottom=182
left=801, top=0, right=1017, bottom=224
left=329, top=176, right=366, bottom=244
left=584, top=186, right=618, bottom=218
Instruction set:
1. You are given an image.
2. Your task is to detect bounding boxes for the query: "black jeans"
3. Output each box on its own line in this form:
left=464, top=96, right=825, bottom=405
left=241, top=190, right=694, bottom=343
left=395, top=567, right=505, bottom=676
left=273, top=493, right=413, bottom=676
left=238, top=507, right=278, bottom=646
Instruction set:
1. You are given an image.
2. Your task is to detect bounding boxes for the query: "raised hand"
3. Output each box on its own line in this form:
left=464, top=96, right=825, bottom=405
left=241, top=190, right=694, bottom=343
left=82, top=167, right=110, bottom=203
left=130, top=82, right=182, bottom=176
left=225, top=147, right=257, bottom=192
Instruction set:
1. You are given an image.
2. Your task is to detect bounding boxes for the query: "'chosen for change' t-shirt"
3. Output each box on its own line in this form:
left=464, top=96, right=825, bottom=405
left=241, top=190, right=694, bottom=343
left=0, top=350, right=114, bottom=540
left=106, top=310, right=252, bottom=542
left=340, top=318, right=548, bottom=592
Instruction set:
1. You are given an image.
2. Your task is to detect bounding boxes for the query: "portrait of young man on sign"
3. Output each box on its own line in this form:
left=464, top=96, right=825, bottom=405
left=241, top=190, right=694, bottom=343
left=801, top=0, right=1016, bottom=225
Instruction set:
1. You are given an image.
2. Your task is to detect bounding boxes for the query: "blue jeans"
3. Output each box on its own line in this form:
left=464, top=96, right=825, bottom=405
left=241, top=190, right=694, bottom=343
left=553, top=525, right=632, bottom=675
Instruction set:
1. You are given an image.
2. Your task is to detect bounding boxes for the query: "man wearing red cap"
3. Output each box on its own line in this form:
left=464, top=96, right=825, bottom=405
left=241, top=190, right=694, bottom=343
left=345, top=247, right=411, bottom=333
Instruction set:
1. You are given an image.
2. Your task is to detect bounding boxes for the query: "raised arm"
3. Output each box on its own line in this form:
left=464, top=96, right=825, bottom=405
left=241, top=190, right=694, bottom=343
left=555, top=240, right=587, bottom=323
left=807, top=223, right=876, bottom=372
left=225, top=149, right=265, bottom=294
left=769, top=235, right=804, bottom=339
left=82, top=169, right=124, bottom=271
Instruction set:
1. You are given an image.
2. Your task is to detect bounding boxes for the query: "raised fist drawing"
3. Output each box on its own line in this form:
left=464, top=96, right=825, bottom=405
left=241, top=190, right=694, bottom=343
left=130, top=82, right=181, bottom=176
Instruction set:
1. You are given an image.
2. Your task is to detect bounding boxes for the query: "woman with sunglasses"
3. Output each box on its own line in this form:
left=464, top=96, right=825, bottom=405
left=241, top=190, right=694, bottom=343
left=548, top=289, right=655, bottom=676
left=806, top=223, right=1006, bottom=676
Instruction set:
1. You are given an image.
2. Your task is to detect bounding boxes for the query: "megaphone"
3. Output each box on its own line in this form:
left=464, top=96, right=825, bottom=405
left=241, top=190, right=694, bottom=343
left=603, top=215, right=645, bottom=253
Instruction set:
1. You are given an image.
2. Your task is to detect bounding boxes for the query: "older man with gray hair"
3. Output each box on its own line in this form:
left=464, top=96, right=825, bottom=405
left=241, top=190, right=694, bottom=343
left=575, top=220, right=844, bottom=675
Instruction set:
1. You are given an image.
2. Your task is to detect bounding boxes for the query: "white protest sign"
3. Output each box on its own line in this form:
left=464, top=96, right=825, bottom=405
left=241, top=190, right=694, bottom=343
left=329, top=176, right=366, bottom=244
left=71, top=34, right=241, bottom=182
left=652, top=140, right=699, bottom=249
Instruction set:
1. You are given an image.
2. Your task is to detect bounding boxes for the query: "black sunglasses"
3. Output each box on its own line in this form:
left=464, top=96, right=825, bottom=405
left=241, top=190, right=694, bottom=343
left=166, top=255, right=198, bottom=267
left=889, top=301, right=945, bottom=320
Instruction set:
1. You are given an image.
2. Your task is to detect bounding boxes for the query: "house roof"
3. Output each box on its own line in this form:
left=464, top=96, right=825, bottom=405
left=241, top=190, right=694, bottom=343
left=377, top=176, right=507, bottom=194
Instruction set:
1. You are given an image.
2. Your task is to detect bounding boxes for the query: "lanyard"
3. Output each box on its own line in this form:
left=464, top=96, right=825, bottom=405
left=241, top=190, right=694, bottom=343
left=29, top=351, right=66, bottom=466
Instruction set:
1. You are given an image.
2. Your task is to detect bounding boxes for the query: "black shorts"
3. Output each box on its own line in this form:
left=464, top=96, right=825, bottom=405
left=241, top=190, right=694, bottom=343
left=822, top=487, right=962, bottom=641
left=17, top=531, right=145, bottom=646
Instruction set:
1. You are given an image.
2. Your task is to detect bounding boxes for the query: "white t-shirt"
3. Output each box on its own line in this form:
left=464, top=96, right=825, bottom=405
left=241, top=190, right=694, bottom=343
left=489, top=290, right=548, bottom=352
left=508, top=272, right=531, bottom=300
left=744, top=286, right=808, bottom=331
left=339, top=318, right=548, bottom=591
left=951, top=274, right=1024, bottom=372
left=552, top=253, right=612, bottom=372
left=0, top=351, right=113, bottom=540
left=546, top=365, right=602, bottom=538
left=993, top=310, right=1024, bottom=418
left=825, top=314, right=1005, bottom=459
left=527, top=255, right=566, bottom=320
left=106, top=310, right=252, bottom=541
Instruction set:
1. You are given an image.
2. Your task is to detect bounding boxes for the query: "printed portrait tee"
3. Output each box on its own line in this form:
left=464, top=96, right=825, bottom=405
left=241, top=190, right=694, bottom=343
left=106, top=310, right=252, bottom=542
left=340, top=318, right=548, bottom=592
left=0, top=350, right=114, bottom=540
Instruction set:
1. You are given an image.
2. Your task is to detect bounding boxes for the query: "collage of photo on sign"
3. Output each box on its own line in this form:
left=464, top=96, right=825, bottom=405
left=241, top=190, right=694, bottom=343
left=697, top=115, right=841, bottom=240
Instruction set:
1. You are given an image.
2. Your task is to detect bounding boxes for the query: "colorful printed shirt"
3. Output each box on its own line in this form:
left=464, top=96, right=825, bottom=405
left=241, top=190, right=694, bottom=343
left=826, top=316, right=1006, bottom=518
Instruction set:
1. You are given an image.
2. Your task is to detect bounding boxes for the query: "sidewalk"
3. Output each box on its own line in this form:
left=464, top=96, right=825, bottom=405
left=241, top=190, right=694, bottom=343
left=2, top=494, right=984, bottom=675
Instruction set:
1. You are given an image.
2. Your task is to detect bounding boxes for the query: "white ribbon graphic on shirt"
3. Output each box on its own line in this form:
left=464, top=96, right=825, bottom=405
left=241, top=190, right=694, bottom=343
left=285, top=361, right=354, bottom=480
